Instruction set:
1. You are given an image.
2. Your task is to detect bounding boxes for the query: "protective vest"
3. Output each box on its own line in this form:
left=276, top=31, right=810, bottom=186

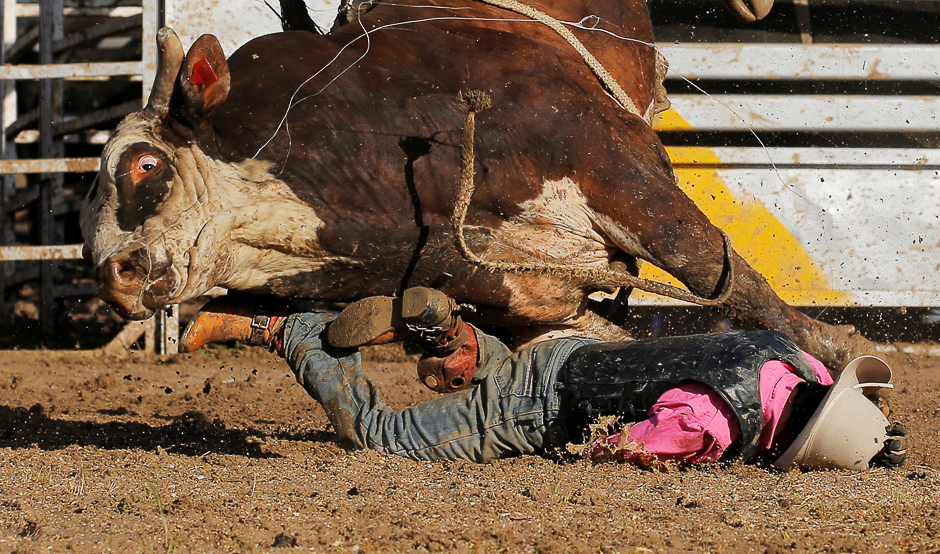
left=559, top=330, right=819, bottom=460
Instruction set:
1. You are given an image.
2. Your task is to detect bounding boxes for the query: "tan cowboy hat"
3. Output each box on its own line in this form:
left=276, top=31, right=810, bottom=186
left=774, top=356, right=894, bottom=470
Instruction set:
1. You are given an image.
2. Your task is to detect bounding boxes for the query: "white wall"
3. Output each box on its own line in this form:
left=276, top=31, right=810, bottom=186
left=166, top=0, right=340, bottom=54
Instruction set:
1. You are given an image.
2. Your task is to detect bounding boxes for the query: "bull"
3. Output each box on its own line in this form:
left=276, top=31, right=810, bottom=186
left=80, top=0, right=873, bottom=369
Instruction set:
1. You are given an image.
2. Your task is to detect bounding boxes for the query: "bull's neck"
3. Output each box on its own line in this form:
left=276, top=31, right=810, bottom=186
left=173, top=145, right=330, bottom=296
left=192, top=146, right=303, bottom=212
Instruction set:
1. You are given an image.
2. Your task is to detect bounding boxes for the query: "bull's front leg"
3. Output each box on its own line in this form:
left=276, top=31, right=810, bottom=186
left=605, top=221, right=875, bottom=368
left=716, top=250, right=877, bottom=371
left=508, top=311, right=633, bottom=350
left=640, top=230, right=875, bottom=371
left=586, top=171, right=877, bottom=371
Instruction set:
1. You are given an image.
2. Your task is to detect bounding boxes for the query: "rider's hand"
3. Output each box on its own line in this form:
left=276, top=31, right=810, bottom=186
left=874, top=422, right=909, bottom=468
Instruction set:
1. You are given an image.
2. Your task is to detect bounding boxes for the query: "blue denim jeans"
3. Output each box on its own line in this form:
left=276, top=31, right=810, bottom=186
left=282, top=311, right=596, bottom=462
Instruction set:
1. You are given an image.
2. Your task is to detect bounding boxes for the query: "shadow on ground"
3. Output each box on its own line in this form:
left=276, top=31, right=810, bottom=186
left=0, top=406, right=337, bottom=458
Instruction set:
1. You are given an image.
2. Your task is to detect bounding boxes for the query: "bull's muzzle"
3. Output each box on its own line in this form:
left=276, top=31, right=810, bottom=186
left=97, top=248, right=176, bottom=320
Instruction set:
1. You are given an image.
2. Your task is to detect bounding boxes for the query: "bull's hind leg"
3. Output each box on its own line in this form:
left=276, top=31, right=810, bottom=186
left=586, top=169, right=876, bottom=371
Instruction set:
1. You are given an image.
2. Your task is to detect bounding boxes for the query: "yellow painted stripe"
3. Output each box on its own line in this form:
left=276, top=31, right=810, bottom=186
left=633, top=113, right=851, bottom=306
left=652, top=107, right=694, bottom=132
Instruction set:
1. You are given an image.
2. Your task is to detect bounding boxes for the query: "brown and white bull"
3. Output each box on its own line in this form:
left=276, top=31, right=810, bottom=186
left=80, top=0, right=873, bottom=368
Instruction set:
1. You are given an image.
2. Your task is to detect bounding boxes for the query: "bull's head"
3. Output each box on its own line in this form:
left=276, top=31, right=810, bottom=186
left=81, top=29, right=233, bottom=319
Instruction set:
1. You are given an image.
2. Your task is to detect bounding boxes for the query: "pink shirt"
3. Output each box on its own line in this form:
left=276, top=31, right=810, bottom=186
left=609, top=353, right=833, bottom=463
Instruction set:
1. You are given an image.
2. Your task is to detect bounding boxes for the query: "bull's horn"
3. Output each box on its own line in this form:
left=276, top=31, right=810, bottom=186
left=145, top=28, right=184, bottom=118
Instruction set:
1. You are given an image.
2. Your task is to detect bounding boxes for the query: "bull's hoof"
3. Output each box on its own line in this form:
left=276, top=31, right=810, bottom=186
left=724, top=0, right=774, bottom=22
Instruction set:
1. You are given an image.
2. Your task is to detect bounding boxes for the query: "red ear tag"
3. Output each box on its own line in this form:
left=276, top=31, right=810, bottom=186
left=191, top=58, right=218, bottom=86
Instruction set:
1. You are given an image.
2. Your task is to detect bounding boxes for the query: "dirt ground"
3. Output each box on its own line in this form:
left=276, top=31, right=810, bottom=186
left=1, top=336, right=940, bottom=554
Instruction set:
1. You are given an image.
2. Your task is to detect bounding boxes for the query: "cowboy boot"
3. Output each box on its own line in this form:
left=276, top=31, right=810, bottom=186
left=326, top=287, right=460, bottom=349
left=179, top=296, right=294, bottom=354
left=328, top=287, right=479, bottom=393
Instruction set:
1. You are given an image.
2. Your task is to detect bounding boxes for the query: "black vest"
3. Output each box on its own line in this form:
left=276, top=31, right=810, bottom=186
left=559, top=330, right=819, bottom=460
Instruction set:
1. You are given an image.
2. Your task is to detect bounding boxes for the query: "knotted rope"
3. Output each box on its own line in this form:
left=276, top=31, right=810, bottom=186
left=453, top=90, right=737, bottom=307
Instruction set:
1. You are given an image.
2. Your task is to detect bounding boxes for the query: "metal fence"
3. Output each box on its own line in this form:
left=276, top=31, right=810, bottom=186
left=0, top=0, right=177, bottom=354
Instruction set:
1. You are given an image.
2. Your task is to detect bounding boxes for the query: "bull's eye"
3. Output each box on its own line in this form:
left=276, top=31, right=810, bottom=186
left=115, top=142, right=170, bottom=231
left=131, top=153, right=160, bottom=185
left=138, top=155, right=158, bottom=173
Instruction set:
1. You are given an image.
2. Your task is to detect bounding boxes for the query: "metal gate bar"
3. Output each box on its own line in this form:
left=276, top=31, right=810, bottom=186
left=656, top=95, right=940, bottom=132
left=38, top=0, right=64, bottom=335
left=659, top=44, right=940, bottom=81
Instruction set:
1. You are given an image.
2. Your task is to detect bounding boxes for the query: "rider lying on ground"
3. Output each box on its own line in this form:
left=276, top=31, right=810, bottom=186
left=178, top=288, right=908, bottom=470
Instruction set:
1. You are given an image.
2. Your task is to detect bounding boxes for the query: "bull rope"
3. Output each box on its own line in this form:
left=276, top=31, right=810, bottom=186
left=453, top=90, right=737, bottom=308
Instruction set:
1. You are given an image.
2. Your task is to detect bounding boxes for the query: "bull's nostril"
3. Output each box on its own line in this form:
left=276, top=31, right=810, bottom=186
left=110, top=258, right=139, bottom=285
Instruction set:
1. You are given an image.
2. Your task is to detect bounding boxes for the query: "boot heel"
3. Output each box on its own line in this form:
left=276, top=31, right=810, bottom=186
left=401, top=287, right=456, bottom=328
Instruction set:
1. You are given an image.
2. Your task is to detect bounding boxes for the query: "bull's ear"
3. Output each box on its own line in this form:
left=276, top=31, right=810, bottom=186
left=179, top=34, right=230, bottom=121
